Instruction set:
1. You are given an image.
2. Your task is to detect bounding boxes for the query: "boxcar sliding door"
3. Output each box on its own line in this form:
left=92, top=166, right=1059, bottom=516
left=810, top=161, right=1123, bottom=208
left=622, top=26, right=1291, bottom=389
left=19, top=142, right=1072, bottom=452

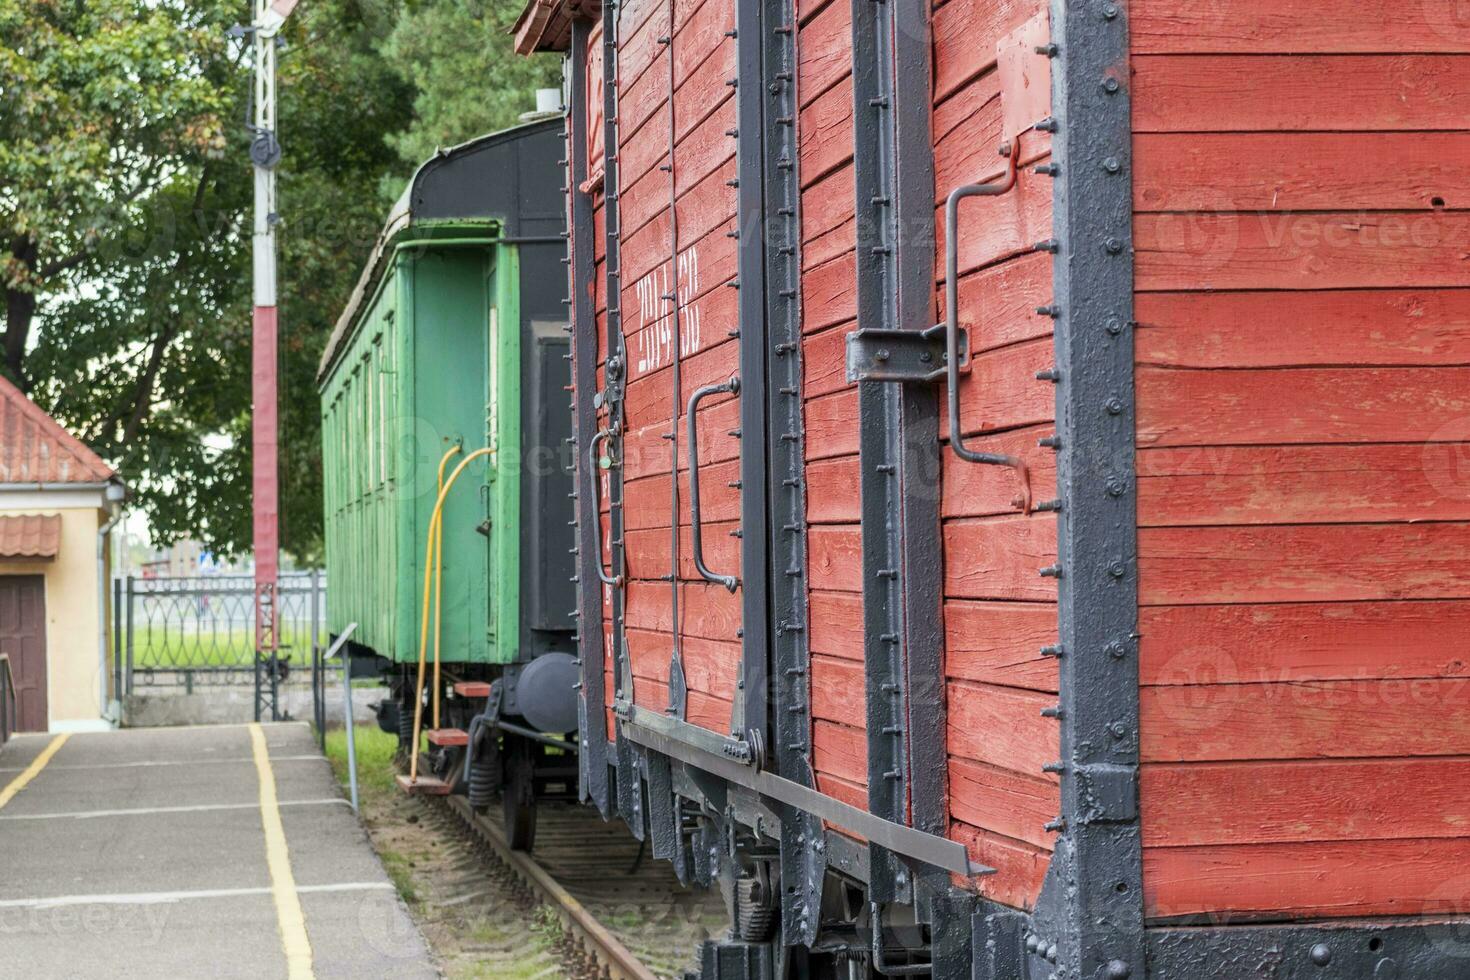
left=575, top=0, right=773, bottom=813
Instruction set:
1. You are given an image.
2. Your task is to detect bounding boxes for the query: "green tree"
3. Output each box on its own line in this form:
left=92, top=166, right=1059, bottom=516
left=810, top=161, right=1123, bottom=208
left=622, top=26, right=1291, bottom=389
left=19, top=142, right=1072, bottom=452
left=0, top=0, right=231, bottom=391
left=379, top=0, right=561, bottom=172
left=5, top=0, right=411, bottom=561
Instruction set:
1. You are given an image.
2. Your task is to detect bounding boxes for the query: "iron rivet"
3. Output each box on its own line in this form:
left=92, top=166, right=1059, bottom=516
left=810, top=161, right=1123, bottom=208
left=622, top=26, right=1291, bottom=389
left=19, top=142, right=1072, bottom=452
left=875, top=349, right=890, bottom=361
left=1102, top=3, right=1119, bottom=19
left=1103, top=156, right=1121, bottom=173
left=1105, top=237, right=1124, bottom=255
left=1110, top=722, right=1127, bottom=738
left=1107, top=961, right=1131, bottom=980
left=1109, top=561, right=1127, bottom=579
left=1106, top=477, right=1126, bottom=497
left=1102, top=76, right=1121, bottom=94
left=1105, top=397, right=1124, bottom=415
left=1311, top=944, right=1333, bottom=967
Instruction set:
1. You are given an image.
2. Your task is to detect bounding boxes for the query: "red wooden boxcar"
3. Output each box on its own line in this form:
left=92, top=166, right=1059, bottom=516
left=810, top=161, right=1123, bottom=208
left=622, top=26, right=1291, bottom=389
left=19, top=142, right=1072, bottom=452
left=518, top=0, right=1470, bottom=976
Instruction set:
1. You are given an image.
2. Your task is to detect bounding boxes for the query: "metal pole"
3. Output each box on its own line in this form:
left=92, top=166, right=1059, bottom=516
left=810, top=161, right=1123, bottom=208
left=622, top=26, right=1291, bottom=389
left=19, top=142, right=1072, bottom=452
left=340, top=647, right=358, bottom=813
left=249, top=0, right=296, bottom=698
left=323, top=623, right=360, bottom=814
left=112, top=577, right=123, bottom=709
left=124, top=576, right=135, bottom=696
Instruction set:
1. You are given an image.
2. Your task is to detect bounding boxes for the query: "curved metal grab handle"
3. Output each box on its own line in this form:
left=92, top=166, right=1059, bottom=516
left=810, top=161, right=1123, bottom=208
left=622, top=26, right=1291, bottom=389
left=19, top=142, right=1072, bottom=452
left=943, top=151, right=1033, bottom=513
left=589, top=426, right=623, bottom=587
left=687, top=376, right=740, bottom=593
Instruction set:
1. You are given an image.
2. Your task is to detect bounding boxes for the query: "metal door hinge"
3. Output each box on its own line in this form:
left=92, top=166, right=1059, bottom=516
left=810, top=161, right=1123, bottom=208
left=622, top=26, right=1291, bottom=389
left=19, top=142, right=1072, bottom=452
left=844, top=324, right=967, bottom=384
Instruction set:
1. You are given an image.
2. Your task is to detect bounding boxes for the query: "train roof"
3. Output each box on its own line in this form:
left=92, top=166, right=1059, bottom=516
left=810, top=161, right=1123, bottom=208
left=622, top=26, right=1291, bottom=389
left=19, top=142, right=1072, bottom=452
left=512, top=0, right=598, bottom=54
left=317, top=116, right=563, bottom=382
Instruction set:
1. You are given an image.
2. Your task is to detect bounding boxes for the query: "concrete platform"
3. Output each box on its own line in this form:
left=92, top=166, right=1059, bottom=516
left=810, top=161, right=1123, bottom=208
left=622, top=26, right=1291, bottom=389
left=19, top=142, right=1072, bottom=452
left=0, top=723, right=438, bottom=979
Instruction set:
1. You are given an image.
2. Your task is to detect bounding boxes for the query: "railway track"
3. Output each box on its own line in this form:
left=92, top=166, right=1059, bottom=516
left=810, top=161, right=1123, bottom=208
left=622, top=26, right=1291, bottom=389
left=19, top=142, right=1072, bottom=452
left=416, top=760, right=727, bottom=979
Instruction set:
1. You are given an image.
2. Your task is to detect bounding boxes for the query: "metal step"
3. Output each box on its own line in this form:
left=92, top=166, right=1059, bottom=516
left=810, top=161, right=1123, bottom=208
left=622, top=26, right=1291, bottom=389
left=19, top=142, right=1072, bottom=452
left=395, top=773, right=453, bottom=796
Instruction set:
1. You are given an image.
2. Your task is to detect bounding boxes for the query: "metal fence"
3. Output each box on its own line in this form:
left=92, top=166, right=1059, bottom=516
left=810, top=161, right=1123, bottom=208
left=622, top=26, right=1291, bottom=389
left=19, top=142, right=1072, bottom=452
left=114, top=572, right=327, bottom=692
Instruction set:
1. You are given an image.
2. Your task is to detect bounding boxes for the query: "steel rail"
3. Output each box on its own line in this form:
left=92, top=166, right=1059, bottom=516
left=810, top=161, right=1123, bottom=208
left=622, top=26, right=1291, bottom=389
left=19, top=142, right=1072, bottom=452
left=437, top=781, right=659, bottom=980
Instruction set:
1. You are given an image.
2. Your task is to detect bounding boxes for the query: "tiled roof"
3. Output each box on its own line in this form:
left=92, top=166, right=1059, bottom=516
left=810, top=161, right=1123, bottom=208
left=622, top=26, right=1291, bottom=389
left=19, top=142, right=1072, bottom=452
left=0, top=374, right=115, bottom=485
left=0, top=514, right=61, bottom=560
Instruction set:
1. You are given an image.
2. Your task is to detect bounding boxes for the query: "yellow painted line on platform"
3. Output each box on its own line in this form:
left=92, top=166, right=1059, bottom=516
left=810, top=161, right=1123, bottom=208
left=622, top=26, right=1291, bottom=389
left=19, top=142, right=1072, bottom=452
left=0, top=734, right=68, bottom=810
left=250, top=723, right=315, bottom=980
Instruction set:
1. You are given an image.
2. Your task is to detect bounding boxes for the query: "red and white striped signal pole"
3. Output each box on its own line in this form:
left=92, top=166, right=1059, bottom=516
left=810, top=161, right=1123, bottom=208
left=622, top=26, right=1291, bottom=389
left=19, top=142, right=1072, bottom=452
left=249, top=0, right=297, bottom=717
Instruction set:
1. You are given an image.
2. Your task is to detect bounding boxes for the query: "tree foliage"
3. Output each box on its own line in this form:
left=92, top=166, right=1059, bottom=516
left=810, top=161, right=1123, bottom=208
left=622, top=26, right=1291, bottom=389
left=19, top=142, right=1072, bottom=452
left=380, top=0, right=561, bottom=172
left=1, top=0, right=558, bottom=563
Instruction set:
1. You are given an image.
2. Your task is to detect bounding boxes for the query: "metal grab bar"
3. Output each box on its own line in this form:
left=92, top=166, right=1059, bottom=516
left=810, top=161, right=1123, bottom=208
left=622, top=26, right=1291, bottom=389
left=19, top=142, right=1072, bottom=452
left=323, top=623, right=360, bottom=812
left=686, top=376, right=740, bottom=592
left=0, top=653, right=15, bottom=745
left=942, top=147, right=1033, bottom=514
left=589, top=426, right=623, bottom=587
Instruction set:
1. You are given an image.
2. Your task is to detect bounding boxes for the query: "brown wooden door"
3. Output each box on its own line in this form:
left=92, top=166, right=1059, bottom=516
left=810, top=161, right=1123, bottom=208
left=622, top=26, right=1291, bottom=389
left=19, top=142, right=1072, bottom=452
left=0, top=575, right=47, bottom=732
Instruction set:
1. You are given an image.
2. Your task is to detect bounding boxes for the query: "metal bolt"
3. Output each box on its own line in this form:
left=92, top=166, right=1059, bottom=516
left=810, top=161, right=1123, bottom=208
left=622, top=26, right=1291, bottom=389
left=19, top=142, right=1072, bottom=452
left=1110, top=722, right=1128, bottom=739
left=1102, top=3, right=1119, bottom=20
left=1106, top=477, right=1126, bottom=497
left=1105, top=316, right=1125, bottom=335
left=1103, top=156, right=1122, bottom=173
left=1105, top=237, right=1125, bottom=255
left=1109, top=561, right=1127, bottom=579
left=1103, top=76, right=1121, bottom=94
left=1107, top=961, right=1131, bottom=980
left=1105, top=397, right=1124, bottom=415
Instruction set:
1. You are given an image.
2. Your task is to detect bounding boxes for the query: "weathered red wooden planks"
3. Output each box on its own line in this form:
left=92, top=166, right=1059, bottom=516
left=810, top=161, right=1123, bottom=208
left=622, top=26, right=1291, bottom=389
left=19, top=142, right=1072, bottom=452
left=941, top=424, right=1056, bottom=519
left=1137, top=366, right=1470, bottom=447
left=807, top=525, right=863, bottom=594
left=942, top=516, right=1059, bottom=602
left=1139, top=601, right=1470, bottom=686
left=1141, top=758, right=1470, bottom=848
left=931, top=0, right=1047, bottom=103
left=938, top=251, right=1055, bottom=354
left=1140, top=678, right=1470, bottom=762
left=1135, top=212, right=1470, bottom=292
left=949, top=757, right=1058, bottom=851
left=1139, top=523, right=1470, bottom=605
left=938, top=337, right=1056, bottom=441
left=1133, top=55, right=1470, bottom=133
left=1135, top=289, right=1470, bottom=369
left=947, top=680, right=1059, bottom=777
left=1138, top=444, right=1470, bottom=527
left=950, top=821, right=1051, bottom=911
left=1135, top=133, right=1470, bottom=213
left=1131, top=0, right=1470, bottom=54
left=944, top=601, right=1058, bottom=692
left=1144, top=839, right=1470, bottom=922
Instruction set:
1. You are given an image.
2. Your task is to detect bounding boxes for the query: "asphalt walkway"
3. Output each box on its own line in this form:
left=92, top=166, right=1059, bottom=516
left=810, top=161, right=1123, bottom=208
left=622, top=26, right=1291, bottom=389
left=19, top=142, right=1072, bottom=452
left=0, top=722, right=438, bottom=979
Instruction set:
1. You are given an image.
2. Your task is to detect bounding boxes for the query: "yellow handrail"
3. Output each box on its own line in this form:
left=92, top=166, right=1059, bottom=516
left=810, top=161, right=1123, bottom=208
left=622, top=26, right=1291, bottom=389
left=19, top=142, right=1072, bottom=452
left=409, top=445, right=495, bottom=782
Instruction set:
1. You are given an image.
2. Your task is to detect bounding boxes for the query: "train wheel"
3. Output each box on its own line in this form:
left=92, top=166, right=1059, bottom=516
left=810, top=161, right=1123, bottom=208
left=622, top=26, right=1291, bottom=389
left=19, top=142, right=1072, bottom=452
left=503, top=736, right=537, bottom=851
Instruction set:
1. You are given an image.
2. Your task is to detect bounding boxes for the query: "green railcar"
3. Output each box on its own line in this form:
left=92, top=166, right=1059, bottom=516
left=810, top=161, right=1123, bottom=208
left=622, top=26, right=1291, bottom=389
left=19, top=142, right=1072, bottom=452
left=318, top=119, right=576, bottom=797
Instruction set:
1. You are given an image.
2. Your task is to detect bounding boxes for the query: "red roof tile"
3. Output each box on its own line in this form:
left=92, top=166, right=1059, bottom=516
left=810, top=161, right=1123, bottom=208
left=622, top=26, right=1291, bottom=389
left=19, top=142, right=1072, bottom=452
left=0, top=375, right=114, bottom=485
left=0, top=514, right=61, bottom=560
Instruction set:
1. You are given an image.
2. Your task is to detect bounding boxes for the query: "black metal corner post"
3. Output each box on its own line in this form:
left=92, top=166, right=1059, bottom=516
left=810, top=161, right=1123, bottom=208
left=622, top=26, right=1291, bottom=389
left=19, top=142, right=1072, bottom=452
left=1035, top=1, right=1145, bottom=978
left=760, top=0, right=824, bottom=950
left=733, top=0, right=771, bottom=769
left=889, top=0, right=943, bottom=853
left=567, top=15, right=611, bottom=816
left=851, top=0, right=911, bottom=908
left=886, top=0, right=969, bottom=970
left=600, top=0, right=641, bottom=833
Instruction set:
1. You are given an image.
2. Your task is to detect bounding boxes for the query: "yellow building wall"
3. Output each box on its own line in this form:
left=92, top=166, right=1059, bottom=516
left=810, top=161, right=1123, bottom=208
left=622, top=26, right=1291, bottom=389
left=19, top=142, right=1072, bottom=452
left=0, top=506, right=109, bottom=731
